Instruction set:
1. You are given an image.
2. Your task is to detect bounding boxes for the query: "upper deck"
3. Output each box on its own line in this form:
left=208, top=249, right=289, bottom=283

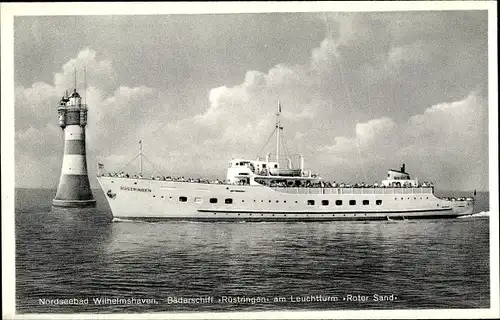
left=98, top=173, right=434, bottom=194
left=272, top=186, right=434, bottom=195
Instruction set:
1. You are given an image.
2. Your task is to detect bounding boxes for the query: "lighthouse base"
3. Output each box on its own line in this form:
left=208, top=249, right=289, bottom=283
left=52, top=199, right=96, bottom=208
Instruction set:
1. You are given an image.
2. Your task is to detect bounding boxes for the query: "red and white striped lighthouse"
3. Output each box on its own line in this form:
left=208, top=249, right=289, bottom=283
left=52, top=88, right=96, bottom=207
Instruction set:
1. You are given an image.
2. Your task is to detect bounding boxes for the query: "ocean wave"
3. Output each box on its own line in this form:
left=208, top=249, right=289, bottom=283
left=112, top=217, right=146, bottom=223
left=458, top=211, right=490, bottom=218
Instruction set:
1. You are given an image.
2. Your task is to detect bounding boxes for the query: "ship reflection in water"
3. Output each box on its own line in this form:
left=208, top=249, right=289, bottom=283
left=15, top=189, right=490, bottom=313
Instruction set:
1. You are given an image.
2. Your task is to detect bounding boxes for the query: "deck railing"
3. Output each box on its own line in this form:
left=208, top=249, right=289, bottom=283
left=98, top=174, right=435, bottom=194
left=272, top=187, right=434, bottom=195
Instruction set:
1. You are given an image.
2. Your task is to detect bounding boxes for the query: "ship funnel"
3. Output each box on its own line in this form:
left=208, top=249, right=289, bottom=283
left=401, top=163, right=405, bottom=173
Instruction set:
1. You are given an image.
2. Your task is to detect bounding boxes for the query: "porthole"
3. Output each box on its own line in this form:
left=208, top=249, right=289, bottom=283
left=209, top=198, right=218, bottom=203
left=349, top=200, right=356, bottom=205
left=362, top=200, right=369, bottom=205
left=336, top=200, right=342, bottom=206
left=307, top=200, right=315, bottom=205
left=376, top=200, right=383, bottom=205
left=179, top=196, right=187, bottom=202
left=225, top=198, right=233, bottom=204
left=322, top=200, right=329, bottom=206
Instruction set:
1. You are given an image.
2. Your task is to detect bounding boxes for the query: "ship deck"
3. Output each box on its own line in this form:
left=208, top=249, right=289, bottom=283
left=271, top=186, right=434, bottom=195
left=99, top=175, right=435, bottom=195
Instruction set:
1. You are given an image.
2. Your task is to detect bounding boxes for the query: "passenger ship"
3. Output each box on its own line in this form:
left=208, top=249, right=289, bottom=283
left=97, top=102, right=474, bottom=221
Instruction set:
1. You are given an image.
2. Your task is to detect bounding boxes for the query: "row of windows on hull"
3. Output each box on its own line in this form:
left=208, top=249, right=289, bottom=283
left=172, top=197, right=383, bottom=206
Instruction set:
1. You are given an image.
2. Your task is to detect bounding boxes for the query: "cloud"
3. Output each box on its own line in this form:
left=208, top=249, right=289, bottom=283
left=387, top=40, right=434, bottom=67
left=14, top=12, right=488, bottom=192
left=101, top=14, right=487, bottom=190
left=15, top=49, right=158, bottom=187
left=311, top=39, right=341, bottom=70
left=322, top=117, right=397, bottom=156
left=356, top=117, right=396, bottom=146
left=54, top=48, right=115, bottom=92
left=15, top=123, right=62, bottom=188
left=318, top=92, right=487, bottom=190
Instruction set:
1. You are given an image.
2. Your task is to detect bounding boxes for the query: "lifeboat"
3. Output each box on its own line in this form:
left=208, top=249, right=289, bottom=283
left=268, top=168, right=302, bottom=176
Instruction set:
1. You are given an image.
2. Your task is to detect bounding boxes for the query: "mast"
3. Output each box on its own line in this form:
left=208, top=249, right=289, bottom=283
left=276, top=98, right=282, bottom=168
left=84, top=65, right=86, bottom=105
left=139, top=140, right=143, bottom=176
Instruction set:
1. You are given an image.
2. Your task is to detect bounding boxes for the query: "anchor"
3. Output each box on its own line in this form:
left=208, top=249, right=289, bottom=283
left=106, top=189, right=116, bottom=199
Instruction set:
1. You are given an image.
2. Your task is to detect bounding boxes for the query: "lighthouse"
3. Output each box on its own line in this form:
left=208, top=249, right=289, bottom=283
left=52, top=87, right=96, bottom=207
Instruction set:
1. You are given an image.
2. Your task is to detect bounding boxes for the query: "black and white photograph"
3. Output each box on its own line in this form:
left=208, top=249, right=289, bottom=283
left=2, top=2, right=498, bottom=319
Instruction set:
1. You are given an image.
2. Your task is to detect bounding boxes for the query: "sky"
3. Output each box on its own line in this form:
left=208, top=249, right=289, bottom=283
left=11, top=7, right=491, bottom=191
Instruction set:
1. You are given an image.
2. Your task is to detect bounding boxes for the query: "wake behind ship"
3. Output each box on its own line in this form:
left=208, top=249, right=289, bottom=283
left=97, top=101, right=474, bottom=221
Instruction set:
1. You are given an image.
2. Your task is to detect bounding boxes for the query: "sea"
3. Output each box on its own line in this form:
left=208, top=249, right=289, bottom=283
left=14, top=188, right=490, bottom=314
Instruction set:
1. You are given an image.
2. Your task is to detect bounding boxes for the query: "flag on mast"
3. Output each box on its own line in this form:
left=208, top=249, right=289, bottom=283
left=97, top=163, right=104, bottom=176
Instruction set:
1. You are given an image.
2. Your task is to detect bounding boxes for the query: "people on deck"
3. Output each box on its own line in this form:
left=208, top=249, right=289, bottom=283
left=100, top=171, right=435, bottom=190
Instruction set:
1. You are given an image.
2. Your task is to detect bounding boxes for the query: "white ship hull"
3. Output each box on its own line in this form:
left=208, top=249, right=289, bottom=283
left=97, top=177, right=474, bottom=221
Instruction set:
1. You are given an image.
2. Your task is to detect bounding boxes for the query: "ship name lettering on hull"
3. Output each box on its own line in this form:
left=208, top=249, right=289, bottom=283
left=120, top=186, right=152, bottom=193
